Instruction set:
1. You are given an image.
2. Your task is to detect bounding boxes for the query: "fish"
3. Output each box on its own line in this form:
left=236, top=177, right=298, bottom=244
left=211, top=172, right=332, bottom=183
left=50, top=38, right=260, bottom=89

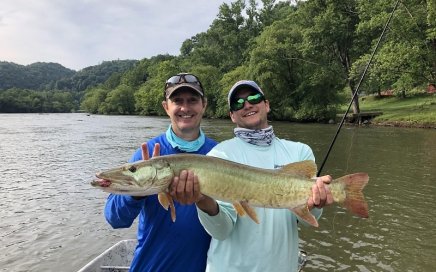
left=92, top=154, right=369, bottom=227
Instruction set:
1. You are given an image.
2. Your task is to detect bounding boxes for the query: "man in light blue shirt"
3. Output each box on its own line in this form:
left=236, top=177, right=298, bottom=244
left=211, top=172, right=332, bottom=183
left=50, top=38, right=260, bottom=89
left=171, top=80, right=334, bottom=272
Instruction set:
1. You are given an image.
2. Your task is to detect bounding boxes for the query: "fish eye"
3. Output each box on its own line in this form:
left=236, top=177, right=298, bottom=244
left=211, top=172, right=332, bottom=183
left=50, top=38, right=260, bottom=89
left=128, top=165, right=137, bottom=173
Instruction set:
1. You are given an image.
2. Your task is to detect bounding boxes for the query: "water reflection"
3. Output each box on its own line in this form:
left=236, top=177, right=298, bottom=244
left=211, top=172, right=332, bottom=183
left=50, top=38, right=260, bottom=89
left=0, top=114, right=435, bottom=272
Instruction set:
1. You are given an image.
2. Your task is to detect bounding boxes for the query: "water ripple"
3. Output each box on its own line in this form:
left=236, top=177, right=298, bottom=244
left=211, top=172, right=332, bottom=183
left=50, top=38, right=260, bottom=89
left=1, top=114, right=435, bottom=271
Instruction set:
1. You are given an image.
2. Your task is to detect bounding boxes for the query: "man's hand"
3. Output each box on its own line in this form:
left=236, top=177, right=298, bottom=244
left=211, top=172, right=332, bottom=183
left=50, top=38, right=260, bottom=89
left=169, top=169, right=219, bottom=216
left=141, top=142, right=160, bottom=160
left=170, top=170, right=202, bottom=205
left=307, top=175, right=334, bottom=210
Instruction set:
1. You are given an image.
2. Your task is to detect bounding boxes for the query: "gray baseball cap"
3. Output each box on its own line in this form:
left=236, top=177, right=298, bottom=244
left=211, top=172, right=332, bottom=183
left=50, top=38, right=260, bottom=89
left=227, top=80, right=265, bottom=107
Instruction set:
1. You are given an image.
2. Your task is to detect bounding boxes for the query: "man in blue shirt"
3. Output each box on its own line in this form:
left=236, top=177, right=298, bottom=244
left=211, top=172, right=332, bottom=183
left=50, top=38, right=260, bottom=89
left=170, top=80, right=334, bottom=272
left=104, top=73, right=217, bottom=272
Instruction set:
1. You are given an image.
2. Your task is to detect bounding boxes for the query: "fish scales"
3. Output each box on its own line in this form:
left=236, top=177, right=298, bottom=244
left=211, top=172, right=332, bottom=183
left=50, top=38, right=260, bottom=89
left=166, top=155, right=310, bottom=208
left=92, top=154, right=369, bottom=226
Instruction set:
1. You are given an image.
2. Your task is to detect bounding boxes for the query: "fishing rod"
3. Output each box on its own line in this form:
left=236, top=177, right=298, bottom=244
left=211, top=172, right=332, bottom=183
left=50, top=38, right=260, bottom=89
left=317, top=0, right=400, bottom=177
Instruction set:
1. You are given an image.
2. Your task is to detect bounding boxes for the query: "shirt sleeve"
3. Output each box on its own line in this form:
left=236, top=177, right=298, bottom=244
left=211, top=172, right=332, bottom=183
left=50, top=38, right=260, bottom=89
left=197, top=201, right=237, bottom=240
left=104, top=194, right=145, bottom=228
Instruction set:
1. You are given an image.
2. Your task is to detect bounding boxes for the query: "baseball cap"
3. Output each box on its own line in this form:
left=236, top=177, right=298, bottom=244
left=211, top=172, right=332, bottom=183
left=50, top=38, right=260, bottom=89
left=227, top=80, right=265, bottom=107
left=164, top=73, right=204, bottom=98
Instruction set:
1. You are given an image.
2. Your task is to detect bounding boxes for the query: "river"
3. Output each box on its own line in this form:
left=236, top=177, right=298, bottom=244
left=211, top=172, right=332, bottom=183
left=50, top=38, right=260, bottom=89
left=0, top=113, right=435, bottom=271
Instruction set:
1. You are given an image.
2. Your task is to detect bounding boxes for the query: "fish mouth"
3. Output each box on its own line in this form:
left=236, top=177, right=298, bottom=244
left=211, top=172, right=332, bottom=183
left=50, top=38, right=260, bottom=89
left=91, top=177, right=111, bottom=187
left=94, top=172, right=138, bottom=188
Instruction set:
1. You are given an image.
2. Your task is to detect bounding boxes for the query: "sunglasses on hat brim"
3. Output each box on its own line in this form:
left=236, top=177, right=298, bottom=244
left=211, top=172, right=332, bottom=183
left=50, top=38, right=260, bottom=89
left=165, top=74, right=202, bottom=89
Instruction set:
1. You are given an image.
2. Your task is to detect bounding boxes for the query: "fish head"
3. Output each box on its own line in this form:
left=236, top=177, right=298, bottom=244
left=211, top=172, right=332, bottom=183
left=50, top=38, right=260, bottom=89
left=92, top=158, right=174, bottom=196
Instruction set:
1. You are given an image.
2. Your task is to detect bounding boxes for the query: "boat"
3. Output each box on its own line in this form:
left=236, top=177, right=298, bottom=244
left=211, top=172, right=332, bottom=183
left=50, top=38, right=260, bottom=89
left=78, top=239, right=136, bottom=272
left=78, top=239, right=307, bottom=272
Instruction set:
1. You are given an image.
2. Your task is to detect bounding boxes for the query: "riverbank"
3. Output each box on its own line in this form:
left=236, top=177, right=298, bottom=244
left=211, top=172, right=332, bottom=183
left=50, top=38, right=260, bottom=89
left=340, top=93, right=436, bottom=129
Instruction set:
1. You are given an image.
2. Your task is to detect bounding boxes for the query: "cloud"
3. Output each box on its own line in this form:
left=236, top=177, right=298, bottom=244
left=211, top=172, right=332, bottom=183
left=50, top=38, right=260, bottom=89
left=0, top=0, right=230, bottom=70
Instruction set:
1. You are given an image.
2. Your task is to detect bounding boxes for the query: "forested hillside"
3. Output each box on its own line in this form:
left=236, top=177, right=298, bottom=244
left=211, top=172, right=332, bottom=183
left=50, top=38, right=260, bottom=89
left=0, top=60, right=137, bottom=113
left=1, top=0, right=434, bottom=119
left=0, top=62, right=75, bottom=90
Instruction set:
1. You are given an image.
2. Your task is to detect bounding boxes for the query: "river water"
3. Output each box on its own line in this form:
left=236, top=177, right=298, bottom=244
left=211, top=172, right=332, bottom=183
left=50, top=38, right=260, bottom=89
left=0, top=113, right=435, bottom=272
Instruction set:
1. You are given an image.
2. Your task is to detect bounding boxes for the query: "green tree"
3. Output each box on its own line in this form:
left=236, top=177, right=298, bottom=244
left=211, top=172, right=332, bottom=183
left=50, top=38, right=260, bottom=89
left=248, top=15, right=341, bottom=121
left=80, top=88, right=109, bottom=114
left=296, top=0, right=362, bottom=114
left=181, top=0, right=251, bottom=72
left=355, top=0, right=435, bottom=96
left=188, top=65, right=222, bottom=117
left=427, top=0, right=436, bottom=79
left=135, top=60, right=180, bottom=115
left=101, top=84, right=135, bottom=114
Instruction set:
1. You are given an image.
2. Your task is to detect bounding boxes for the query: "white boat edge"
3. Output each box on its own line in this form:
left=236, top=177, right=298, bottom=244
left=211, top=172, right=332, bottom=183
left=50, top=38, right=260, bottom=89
left=77, top=239, right=137, bottom=272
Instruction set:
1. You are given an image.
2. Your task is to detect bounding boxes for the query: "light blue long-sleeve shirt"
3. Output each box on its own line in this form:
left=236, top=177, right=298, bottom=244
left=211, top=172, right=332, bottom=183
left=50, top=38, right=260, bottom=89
left=198, top=137, right=322, bottom=272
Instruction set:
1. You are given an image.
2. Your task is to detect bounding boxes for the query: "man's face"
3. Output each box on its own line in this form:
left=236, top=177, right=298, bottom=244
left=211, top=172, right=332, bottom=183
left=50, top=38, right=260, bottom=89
left=162, top=89, right=206, bottom=138
left=229, top=88, right=270, bottom=130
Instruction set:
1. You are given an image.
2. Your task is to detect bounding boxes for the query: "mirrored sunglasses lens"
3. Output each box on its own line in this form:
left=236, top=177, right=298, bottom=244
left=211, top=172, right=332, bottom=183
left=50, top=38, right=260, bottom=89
left=247, top=94, right=263, bottom=104
left=166, top=75, right=181, bottom=84
left=184, top=74, right=199, bottom=83
left=231, top=99, right=245, bottom=111
left=231, top=94, right=264, bottom=111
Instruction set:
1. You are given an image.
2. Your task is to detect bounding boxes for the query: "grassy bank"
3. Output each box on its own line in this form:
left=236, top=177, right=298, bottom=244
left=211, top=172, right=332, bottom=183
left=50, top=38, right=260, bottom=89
left=340, top=93, right=436, bottom=129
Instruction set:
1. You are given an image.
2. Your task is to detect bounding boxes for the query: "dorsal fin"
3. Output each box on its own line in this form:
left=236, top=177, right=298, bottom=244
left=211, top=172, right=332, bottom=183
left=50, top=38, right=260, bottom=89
left=278, top=160, right=317, bottom=179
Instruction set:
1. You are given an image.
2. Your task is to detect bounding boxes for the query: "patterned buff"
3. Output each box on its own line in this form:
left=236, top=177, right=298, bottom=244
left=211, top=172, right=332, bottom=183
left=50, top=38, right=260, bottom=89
left=234, top=126, right=275, bottom=146
left=165, top=125, right=205, bottom=152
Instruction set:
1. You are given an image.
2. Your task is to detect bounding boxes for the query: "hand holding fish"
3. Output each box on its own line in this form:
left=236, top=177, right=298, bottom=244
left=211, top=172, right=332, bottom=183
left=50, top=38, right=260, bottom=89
left=307, top=175, right=334, bottom=209
left=170, top=170, right=220, bottom=216
left=171, top=170, right=202, bottom=205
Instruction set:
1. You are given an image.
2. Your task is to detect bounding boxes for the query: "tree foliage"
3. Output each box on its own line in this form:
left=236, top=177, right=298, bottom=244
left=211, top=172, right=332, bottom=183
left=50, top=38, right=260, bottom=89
left=352, top=0, right=435, bottom=97
left=0, top=88, right=76, bottom=113
left=0, top=62, right=75, bottom=90
left=1, top=0, right=433, bottom=120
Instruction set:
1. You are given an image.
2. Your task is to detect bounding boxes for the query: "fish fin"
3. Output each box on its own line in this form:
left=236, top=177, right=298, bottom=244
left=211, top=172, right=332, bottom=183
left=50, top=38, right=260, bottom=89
left=168, top=194, right=176, bottom=222
left=291, top=205, right=319, bottom=227
left=158, top=192, right=176, bottom=222
left=336, top=173, right=369, bottom=218
left=279, top=160, right=317, bottom=179
left=240, top=201, right=260, bottom=224
left=158, top=192, right=170, bottom=210
left=233, top=202, right=246, bottom=216
left=232, top=201, right=260, bottom=224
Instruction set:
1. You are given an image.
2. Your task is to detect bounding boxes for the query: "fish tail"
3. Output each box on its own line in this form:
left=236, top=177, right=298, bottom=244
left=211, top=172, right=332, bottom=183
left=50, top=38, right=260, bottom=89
left=335, top=173, right=369, bottom=218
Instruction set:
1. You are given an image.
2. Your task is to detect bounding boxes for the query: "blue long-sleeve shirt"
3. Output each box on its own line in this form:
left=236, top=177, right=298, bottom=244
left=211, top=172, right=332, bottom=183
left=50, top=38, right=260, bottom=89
left=105, top=133, right=217, bottom=272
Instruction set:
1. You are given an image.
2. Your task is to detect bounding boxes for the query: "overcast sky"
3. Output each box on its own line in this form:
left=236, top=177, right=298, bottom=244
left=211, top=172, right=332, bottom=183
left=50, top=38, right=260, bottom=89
left=0, top=0, right=232, bottom=71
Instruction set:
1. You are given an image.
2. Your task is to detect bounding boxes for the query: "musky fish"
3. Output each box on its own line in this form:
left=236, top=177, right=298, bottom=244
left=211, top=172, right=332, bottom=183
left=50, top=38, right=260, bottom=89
left=92, top=154, right=369, bottom=227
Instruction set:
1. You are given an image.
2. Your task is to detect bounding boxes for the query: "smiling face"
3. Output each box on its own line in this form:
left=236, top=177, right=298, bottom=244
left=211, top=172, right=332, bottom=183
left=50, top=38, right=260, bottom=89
left=162, top=87, right=207, bottom=140
left=229, top=88, right=270, bottom=130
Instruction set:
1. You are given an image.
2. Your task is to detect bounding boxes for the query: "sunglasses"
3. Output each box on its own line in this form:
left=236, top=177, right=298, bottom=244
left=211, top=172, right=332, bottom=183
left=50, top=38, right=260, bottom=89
left=230, top=93, right=265, bottom=111
left=165, top=74, right=202, bottom=89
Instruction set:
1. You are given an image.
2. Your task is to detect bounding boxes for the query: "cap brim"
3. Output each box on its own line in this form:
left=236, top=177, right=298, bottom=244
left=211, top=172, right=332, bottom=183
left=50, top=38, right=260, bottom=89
left=166, top=83, right=204, bottom=98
